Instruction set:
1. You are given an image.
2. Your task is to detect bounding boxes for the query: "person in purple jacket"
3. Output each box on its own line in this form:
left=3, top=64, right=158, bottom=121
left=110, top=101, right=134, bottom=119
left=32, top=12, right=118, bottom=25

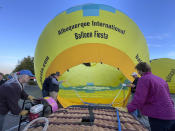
left=127, top=62, right=175, bottom=131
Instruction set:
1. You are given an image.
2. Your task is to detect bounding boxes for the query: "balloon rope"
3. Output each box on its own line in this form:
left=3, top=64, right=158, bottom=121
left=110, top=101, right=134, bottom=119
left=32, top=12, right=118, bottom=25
left=111, top=84, right=125, bottom=105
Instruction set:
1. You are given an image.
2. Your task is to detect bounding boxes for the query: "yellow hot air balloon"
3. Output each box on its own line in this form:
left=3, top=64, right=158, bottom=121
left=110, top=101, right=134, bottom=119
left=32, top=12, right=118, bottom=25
left=34, top=4, right=149, bottom=108
left=59, top=63, right=130, bottom=107
left=151, top=58, right=175, bottom=93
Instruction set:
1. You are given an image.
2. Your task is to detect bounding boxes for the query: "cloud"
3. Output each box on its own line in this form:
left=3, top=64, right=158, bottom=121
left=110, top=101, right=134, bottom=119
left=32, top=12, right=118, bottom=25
left=0, top=62, right=16, bottom=73
left=147, top=43, right=163, bottom=47
left=0, top=65, right=15, bottom=74
left=0, top=56, right=20, bottom=74
left=146, top=33, right=171, bottom=48
left=0, top=55, right=23, bottom=64
left=146, top=33, right=170, bottom=40
left=0, top=56, right=19, bottom=60
left=167, top=51, right=175, bottom=58
left=171, top=44, right=175, bottom=47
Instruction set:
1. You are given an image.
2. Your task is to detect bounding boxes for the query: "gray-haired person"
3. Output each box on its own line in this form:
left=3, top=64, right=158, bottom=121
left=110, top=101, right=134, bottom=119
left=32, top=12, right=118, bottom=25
left=0, top=70, right=35, bottom=131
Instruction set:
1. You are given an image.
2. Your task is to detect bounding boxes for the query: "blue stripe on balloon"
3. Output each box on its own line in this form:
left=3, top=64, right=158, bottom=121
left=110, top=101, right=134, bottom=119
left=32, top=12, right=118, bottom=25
left=66, top=4, right=116, bottom=15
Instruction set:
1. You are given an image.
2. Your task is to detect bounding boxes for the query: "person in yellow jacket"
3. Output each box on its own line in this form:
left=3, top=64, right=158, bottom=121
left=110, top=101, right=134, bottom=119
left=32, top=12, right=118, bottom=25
left=0, top=70, right=35, bottom=131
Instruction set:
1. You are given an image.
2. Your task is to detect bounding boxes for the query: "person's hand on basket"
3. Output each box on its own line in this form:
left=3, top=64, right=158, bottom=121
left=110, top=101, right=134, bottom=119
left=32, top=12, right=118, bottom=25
left=28, top=95, right=35, bottom=102
left=19, top=110, right=29, bottom=116
left=122, top=84, right=127, bottom=87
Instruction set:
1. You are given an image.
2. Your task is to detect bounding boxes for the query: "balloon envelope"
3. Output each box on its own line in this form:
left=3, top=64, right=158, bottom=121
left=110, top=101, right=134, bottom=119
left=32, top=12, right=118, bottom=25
left=34, top=4, right=149, bottom=107
left=151, top=58, right=175, bottom=93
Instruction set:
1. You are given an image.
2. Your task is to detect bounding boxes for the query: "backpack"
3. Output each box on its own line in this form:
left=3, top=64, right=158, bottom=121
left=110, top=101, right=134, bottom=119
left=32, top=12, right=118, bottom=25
left=42, top=77, right=52, bottom=91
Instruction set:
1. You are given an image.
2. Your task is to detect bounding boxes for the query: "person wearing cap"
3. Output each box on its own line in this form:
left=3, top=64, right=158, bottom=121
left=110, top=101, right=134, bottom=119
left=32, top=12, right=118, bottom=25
left=0, top=70, right=35, bottom=130
left=127, top=62, right=175, bottom=131
left=122, top=72, right=140, bottom=118
left=7, top=75, right=13, bottom=80
left=122, top=72, right=139, bottom=97
left=128, top=72, right=139, bottom=93
left=42, top=72, right=65, bottom=101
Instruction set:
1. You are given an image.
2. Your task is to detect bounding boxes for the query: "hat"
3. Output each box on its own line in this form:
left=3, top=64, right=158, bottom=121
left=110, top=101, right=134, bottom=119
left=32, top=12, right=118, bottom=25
left=131, top=72, right=137, bottom=76
left=8, top=75, right=13, bottom=79
left=19, top=70, right=34, bottom=77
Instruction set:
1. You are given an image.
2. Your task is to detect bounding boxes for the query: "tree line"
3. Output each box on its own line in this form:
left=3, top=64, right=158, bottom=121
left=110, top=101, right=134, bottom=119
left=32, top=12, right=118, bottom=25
left=13, top=56, right=34, bottom=74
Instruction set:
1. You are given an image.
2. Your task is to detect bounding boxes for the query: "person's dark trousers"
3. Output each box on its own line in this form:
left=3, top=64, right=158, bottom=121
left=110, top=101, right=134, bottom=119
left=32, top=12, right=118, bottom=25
left=56, top=99, right=63, bottom=108
left=148, top=117, right=175, bottom=131
left=0, top=114, right=6, bottom=131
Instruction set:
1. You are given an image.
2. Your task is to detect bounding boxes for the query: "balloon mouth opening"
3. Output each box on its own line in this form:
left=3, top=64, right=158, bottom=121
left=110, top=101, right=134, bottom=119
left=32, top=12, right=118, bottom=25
left=45, top=43, right=137, bottom=82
